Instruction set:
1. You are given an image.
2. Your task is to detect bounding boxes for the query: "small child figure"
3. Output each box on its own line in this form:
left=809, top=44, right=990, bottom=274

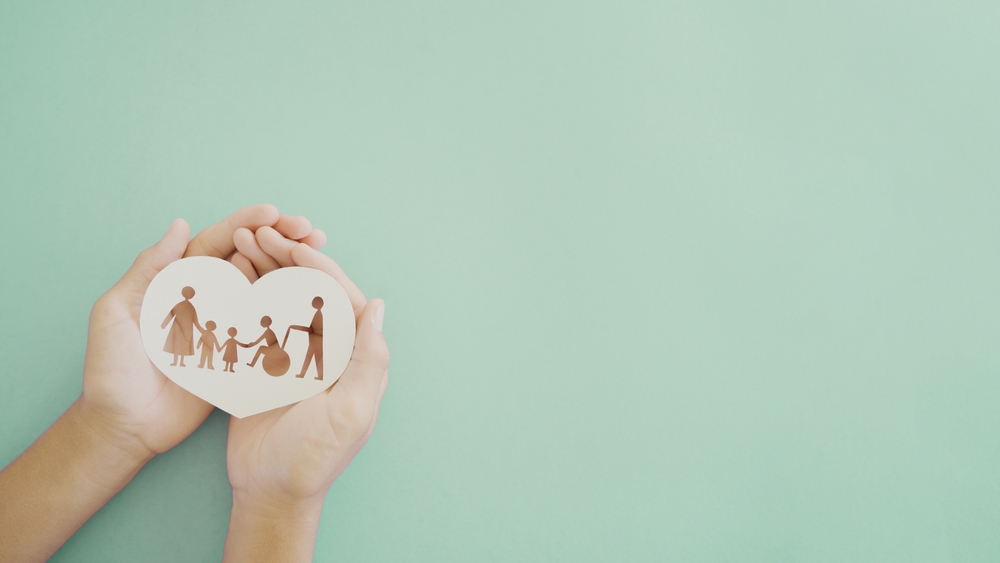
left=197, top=320, right=220, bottom=370
left=220, top=327, right=246, bottom=373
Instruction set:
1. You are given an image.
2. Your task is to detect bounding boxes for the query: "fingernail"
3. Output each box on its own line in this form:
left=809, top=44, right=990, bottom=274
left=164, top=218, right=181, bottom=237
left=374, top=301, right=385, bottom=332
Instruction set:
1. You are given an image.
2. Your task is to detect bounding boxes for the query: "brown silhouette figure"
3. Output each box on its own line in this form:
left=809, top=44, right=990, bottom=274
left=161, top=286, right=203, bottom=367
left=197, top=320, right=220, bottom=370
left=287, top=296, right=324, bottom=381
left=220, top=327, right=247, bottom=373
left=246, top=316, right=290, bottom=377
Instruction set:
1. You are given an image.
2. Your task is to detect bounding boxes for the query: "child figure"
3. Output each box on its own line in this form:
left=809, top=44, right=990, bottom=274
left=197, top=321, right=220, bottom=370
left=220, top=327, right=246, bottom=373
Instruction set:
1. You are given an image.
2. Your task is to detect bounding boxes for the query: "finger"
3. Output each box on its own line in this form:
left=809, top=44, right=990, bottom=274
left=230, top=251, right=259, bottom=283
left=273, top=213, right=313, bottom=241
left=290, top=243, right=367, bottom=315
left=298, top=228, right=327, bottom=250
left=328, top=299, right=389, bottom=424
left=234, top=227, right=281, bottom=276
left=255, top=226, right=298, bottom=267
left=115, top=218, right=191, bottom=296
left=184, top=204, right=280, bottom=258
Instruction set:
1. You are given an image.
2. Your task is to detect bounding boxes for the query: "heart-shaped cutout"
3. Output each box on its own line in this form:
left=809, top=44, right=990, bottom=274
left=139, top=257, right=356, bottom=418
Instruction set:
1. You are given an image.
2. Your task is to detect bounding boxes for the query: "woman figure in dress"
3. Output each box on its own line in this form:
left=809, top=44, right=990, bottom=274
left=161, top=286, right=203, bottom=367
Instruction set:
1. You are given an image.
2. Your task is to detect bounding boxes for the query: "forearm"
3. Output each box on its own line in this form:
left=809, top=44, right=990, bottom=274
left=223, top=493, right=323, bottom=563
left=0, top=399, right=153, bottom=562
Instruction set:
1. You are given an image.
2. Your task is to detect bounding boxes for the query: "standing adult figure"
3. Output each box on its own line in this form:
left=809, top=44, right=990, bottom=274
left=161, top=286, right=202, bottom=367
left=291, top=296, right=324, bottom=380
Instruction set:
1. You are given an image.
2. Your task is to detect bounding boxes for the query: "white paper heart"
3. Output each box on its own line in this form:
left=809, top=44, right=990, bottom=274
left=139, top=257, right=356, bottom=418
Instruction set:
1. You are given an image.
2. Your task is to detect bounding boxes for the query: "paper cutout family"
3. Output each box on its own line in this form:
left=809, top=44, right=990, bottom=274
left=160, top=286, right=325, bottom=379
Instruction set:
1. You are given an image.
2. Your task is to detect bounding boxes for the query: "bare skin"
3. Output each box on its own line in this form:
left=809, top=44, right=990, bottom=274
left=223, top=242, right=388, bottom=563
left=0, top=206, right=330, bottom=562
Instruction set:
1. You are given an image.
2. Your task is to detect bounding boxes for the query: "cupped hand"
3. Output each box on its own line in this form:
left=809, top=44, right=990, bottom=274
left=226, top=242, right=390, bottom=511
left=79, top=205, right=325, bottom=458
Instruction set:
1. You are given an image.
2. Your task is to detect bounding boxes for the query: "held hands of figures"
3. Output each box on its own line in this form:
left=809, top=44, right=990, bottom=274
left=139, top=257, right=356, bottom=418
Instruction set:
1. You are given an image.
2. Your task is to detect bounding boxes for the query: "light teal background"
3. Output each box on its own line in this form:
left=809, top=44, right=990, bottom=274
left=1, top=1, right=999, bottom=561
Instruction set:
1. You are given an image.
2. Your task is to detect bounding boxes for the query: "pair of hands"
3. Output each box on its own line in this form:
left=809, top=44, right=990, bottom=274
left=80, top=204, right=389, bottom=517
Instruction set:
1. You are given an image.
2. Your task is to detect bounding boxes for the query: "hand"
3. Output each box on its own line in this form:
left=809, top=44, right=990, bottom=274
left=79, top=205, right=325, bottom=458
left=0, top=205, right=327, bottom=561
left=223, top=242, right=389, bottom=562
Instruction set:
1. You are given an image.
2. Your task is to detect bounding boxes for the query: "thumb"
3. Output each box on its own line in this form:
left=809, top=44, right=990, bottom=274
left=115, top=218, right=191, bottom=297
left=328, top=298, right=389, bottom=425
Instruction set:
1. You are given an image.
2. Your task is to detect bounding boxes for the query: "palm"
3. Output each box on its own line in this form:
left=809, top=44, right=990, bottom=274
left=225, top=243, right=390, bottom=507
left=78, top=205, right=306, bottom=455
left=82, top=291, right=213, bottom=454
left=227, top=385, right=365, bottom=502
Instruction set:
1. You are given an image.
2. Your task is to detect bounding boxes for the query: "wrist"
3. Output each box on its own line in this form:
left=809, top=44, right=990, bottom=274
left=231, top=488, right=325, bottom=524
left=69, top=399, right=156, bottom=471
left=224, top=490, right=324, bottom=563
left=0, top=400, right=154, bottom=560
